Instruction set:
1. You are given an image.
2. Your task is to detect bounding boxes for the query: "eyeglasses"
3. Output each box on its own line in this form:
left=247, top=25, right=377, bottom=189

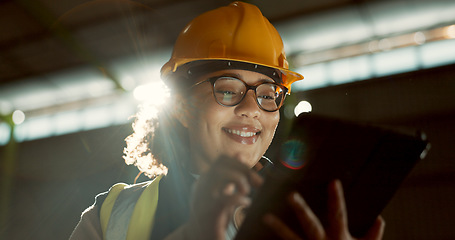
left=193, top=76, right=288, bottom=112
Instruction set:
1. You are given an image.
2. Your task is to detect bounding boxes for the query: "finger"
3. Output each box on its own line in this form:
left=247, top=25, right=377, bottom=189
left=209, top=194, right=252, bottom=240
left=288, top=192, right=325, bottom=239
left=217, top=193, right=252, bottom=222
left=263, top=213, right=303, bottom=240
left=221, top=160, right=264, bottom=187
left=247, top=168, right=264, bottom=188
left=327, top=179, right=349, bottom=237
left=224, top=193, right=252, bottom=208
left=198, top=193, right=251, bottom=226
left=361, top=216, right=385, bottom=240
left=206, top=165, right=251, bottom=196
left=218, top=169, right=251, bottom=196
left=222, top=183, right=236, bottom=196
left=212, top=157, right=263, bottom=194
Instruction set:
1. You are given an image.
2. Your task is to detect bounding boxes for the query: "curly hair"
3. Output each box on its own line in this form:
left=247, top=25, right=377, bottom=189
left=123, top=93, right=190, bottom=179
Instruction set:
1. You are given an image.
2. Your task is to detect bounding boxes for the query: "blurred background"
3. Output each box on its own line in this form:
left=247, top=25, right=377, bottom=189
left=0, top=0, right=454, bottom=239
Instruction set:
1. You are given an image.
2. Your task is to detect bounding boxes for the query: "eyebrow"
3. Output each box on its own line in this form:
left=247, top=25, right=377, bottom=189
left=216, top=73, right=275, bottom=84
left=217, top=73, right=242, bottom=79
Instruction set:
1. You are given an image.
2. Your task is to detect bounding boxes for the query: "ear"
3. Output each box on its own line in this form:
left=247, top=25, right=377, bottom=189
left=173, top=96, right=191, bottom=128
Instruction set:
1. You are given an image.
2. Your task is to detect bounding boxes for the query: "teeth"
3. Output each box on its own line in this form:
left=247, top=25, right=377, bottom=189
left=226, top=129, right=257, bottom=137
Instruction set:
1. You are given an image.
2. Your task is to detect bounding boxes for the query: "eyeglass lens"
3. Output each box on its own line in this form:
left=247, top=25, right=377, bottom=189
left=213, top=77, right=285, bottom=111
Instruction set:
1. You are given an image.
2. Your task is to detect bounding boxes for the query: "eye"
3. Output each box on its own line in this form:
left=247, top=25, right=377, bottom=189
left=215, top=90, right=237, bottom=96
left=258, top=93, right=277, bottom=100
left=213, top=77, right=245, bottom=101
left=216, top=88, right=235, bottom=94
left=257, top=84, right=280, bottom=100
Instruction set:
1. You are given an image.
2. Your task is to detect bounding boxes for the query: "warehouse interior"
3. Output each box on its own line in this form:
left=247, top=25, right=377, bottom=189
left=1, top=0, right=455, bottom=239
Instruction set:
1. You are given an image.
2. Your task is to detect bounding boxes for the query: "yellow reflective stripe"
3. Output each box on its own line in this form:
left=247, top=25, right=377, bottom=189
left=100, top=183, right=127, bottom=239
left=126, top=175, right=163, bottom=240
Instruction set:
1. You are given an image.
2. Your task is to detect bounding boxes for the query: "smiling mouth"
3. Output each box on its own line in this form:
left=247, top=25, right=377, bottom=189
left=223, top=128, right=261, bottom=137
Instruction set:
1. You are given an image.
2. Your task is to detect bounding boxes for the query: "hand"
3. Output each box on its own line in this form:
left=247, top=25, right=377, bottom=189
left=185, top=156, right=263, bottom=240
left=264, top=180, right=385, bottom=240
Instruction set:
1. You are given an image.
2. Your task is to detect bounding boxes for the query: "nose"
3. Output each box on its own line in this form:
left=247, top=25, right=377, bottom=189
left=234, top=90, right=261, bottom=118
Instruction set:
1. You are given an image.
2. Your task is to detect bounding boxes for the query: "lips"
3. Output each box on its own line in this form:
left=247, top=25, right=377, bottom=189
left=222, top=126, right=261, bottom=144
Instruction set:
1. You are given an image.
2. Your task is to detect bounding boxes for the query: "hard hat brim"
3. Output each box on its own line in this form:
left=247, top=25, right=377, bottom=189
left=161, top=58, right=303, bottom=92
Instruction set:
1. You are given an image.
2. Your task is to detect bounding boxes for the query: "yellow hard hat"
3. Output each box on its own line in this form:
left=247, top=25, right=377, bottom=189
left=160, top=1, right=303, bottom=92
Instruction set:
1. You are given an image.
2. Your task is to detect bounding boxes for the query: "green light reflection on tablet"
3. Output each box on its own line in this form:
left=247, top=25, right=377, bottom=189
left=279, top=139, right=306, bottom=169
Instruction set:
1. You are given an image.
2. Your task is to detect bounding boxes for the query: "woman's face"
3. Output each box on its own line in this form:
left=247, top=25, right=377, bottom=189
left=181, top=69, right=280, bottom=173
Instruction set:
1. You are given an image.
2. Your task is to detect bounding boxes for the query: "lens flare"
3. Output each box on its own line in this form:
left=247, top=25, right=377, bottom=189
left=280, top=139, right=306, bottom=169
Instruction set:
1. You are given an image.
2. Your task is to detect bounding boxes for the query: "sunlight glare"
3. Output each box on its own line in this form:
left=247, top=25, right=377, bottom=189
left=133, top=81, right=170, bottom=105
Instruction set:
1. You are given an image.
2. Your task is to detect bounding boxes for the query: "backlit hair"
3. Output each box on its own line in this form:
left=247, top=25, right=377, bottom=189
left=123, top=92, right=190, bottom=179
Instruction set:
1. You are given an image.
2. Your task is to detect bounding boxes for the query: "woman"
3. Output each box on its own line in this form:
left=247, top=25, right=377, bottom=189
left=71, top=2, right=385, bottom=240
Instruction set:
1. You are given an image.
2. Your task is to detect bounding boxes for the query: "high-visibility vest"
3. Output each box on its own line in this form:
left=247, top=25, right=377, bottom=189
left=98, top=157, right=272, bottom=240
left=99, top=175, right=163, bottom=240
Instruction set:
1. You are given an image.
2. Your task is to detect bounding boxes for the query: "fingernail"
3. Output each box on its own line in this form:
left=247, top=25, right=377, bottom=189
left=291, top=192, right=304, bottom=205
left=334, top=179, right=343, bottom=191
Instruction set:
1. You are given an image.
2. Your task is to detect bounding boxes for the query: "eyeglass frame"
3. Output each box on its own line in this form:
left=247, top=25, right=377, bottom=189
left=191, top=75, right=289, bottom=112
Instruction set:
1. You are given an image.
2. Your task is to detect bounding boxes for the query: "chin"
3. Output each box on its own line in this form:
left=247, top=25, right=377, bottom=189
left=230, top=151, right=261, bottom=167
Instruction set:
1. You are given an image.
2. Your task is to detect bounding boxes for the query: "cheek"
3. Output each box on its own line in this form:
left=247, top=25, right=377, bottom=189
left=186, top=87, right=214, bottom=120
left=188, top=91, right=228, bottom=138
left=262, top=112, right=280, bottom=149
left=193, top=96, right=224, bottom=123
left=265, top=112, right=280, bottom=134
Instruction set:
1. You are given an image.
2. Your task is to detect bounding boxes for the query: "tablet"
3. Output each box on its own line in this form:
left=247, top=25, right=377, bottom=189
left=235, top=113, right=430, bottom=239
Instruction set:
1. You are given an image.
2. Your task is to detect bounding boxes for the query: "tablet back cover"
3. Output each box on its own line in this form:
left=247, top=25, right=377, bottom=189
left=235, top=113, right=429, bottom=239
